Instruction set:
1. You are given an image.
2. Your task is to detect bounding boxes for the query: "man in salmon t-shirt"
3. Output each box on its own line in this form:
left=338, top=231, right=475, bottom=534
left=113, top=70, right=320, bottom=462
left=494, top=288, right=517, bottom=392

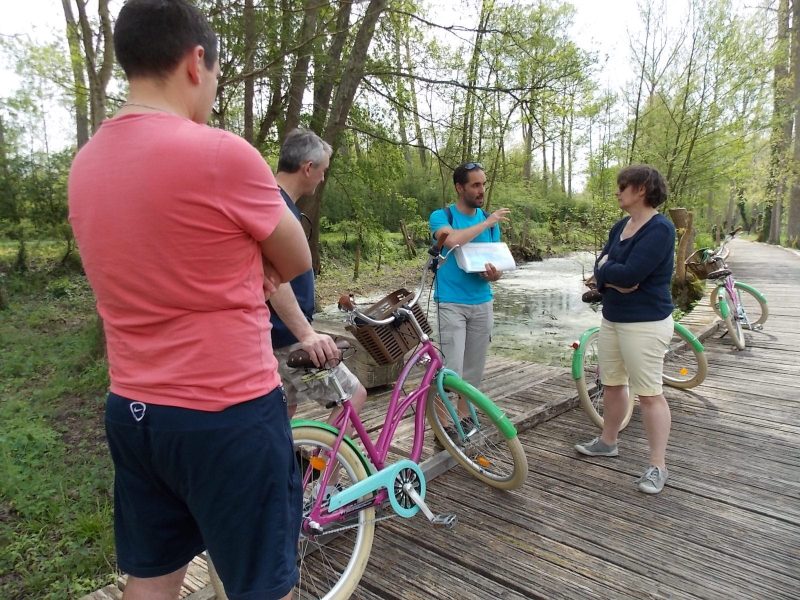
left=67, top=1, right=309, bottom=598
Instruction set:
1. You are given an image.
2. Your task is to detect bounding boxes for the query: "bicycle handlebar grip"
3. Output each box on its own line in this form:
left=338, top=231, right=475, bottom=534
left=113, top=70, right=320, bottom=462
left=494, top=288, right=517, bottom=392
left=286, top=339, right=352, bottom=369
left=338, top=293, right=355, bottom=311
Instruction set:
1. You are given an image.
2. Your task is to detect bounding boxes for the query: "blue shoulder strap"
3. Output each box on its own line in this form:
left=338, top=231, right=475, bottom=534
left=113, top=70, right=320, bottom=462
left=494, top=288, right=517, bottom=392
left=445, top=206, right=498, bottom=242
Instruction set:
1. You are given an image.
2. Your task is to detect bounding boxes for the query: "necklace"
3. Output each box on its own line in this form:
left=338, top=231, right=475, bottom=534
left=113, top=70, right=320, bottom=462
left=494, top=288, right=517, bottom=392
left=121, top=101, right=171, bottom=113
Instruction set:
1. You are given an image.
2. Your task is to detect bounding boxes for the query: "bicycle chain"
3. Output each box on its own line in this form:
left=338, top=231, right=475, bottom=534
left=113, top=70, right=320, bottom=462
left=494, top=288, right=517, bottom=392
left=320, top=512, right=396, bottom=536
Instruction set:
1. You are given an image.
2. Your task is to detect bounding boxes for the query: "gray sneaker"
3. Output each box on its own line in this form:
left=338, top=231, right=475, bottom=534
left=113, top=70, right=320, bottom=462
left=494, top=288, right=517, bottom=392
left=574, top=437, right=618, bottom=457
left=637, top=465, right=668, bottom=494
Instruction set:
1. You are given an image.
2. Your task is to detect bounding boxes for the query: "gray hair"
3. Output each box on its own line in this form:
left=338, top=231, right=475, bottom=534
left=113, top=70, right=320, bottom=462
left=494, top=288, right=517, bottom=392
left=277, top=128, right=332, bottom=173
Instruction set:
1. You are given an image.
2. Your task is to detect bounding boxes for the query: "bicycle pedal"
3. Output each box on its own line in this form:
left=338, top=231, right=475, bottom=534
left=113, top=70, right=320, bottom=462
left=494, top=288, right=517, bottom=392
left=431, top=513, right=457, bottom=529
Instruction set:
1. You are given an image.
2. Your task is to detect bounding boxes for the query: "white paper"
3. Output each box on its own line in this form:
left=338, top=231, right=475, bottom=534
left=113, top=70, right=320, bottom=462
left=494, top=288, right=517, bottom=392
left=454, top=242, right=517, bottom=273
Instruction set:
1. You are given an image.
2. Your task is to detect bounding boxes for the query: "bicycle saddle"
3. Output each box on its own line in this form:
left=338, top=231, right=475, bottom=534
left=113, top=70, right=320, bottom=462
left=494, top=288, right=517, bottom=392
left=707, top=268, right=732, bottom=280
left=286, top=339, right=352, bottom=369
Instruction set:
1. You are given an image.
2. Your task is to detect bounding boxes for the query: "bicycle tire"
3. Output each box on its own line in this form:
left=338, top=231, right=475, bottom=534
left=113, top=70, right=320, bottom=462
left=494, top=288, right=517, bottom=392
left=294, top=426, right=375, bottom=600
left=718, top=288, right=746, bottom=350
left=710, top=282, right=768, bottom=328
left=209, top=425, right=375, bottom=600
left=662, top=326, right=708, bottom=389
left=574, top=329, right=635, bottom=430
left=426, top=380, right=528, bottom=490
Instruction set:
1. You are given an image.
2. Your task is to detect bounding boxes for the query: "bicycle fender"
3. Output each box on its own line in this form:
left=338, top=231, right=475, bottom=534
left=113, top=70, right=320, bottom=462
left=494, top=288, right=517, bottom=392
left=291, top=419, right=373, bottom=476
left=570, top=326, right=600, bottom=381
left=673, top=322, right=704, bottom=353
left=716, top=289, right=731, bottom=319
left=328, top=459, right=425, bottom=518
left=734, top=281, right=768, bottom=305
left=436, top=370, right=517, bottom=439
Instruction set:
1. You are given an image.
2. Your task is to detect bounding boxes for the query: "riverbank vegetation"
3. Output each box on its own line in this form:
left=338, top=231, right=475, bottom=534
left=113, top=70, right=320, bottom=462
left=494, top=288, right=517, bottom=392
left=2, top=0, right=800, bottom=596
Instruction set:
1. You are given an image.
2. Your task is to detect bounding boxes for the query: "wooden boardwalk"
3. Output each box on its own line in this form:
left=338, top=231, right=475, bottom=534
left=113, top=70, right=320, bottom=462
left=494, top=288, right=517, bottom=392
left=84, top=239, right=800, bottom=600
left=348, top=239, right=800, bottom=600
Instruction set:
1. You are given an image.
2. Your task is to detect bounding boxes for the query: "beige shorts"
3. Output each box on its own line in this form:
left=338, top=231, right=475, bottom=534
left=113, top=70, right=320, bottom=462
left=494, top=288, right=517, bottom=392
left=274, top=345, right=361, bottom=407
left=598, top=316, right=673, bottom=397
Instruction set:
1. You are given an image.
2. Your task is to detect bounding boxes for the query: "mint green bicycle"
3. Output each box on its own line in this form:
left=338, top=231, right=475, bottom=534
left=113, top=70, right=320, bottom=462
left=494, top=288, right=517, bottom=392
left=687, top=228, right=769, bottom=350
left=571, top=291, right=708, bottom=430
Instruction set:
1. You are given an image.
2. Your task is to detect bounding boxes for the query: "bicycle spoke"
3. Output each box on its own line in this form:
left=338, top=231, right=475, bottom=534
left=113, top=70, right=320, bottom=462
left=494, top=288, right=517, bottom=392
left=292, top=427, right=375, bottom=600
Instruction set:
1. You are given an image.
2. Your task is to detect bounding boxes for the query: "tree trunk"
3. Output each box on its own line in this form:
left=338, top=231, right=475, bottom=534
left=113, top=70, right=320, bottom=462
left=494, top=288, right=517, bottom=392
left=522, top=117, right=532, bottom=181
left=405, top=37, right=427, bottom=168
left=461, top=0, right=492, bottom=161
left=284, top=0, right=321, bottom=137
left=393, top=29, right=411, bottom=164
left=559, top=113, right=566, bottom=193
left=567, top=93, right=574, bottom=199
left=298, top=0, right=389, bottom=273
left=310, top=0, right=353, bottom=134
left=786, top=0, right=800, bottom=248
left=61, top=0, right=89, bottom=147
left=242, top=0, right=255, bottom=144
left=74, top=0, right=114, bottom=133
left=762, top=0, right=792, bottom=244
left=540, top=118, right=547, bottom=190
left=255, top=0, right=292, bottom=147
left=628, top=3, right=651, bottom=163
left=399, top=220, right=416, bottom=257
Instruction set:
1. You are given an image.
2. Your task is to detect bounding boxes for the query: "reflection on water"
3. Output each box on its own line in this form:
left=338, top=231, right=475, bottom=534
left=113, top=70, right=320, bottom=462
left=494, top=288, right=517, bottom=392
left=491, top=252, right=601, bottom=364
left=313, top=252, right=603, bottom=365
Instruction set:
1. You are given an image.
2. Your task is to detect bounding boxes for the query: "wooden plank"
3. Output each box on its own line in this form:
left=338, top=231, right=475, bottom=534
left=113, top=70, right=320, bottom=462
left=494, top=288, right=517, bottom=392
left=83, top=238, right=800, bottom=600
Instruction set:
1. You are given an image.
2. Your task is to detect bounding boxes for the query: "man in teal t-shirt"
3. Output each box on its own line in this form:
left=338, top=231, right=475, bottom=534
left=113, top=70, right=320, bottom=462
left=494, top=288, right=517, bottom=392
left=429, top=161, right=510, bottom=391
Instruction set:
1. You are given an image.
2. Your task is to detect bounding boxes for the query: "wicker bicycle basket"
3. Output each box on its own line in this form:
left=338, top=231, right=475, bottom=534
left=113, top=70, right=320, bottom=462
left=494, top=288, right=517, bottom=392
left=346, top=288, right=433, bottom=365
left=685, top=248, right=725, bottom=280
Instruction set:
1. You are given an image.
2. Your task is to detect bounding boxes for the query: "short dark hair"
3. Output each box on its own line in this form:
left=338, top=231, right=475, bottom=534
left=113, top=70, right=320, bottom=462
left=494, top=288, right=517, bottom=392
left=114, top=0, right=219, bottom=79
left=452, top=161, right=484, bottom=187
left=277, top=129, right=332, bottom=173
left=617, top=164, right=668, bottom=208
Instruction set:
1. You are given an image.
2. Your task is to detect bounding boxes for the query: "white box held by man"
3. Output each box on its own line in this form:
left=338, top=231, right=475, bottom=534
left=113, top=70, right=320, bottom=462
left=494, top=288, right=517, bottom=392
left=453, top=242, right=517, bottom=273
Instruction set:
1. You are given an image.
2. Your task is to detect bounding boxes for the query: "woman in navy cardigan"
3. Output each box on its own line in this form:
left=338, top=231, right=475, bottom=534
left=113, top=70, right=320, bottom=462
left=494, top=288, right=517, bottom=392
left=575, top=165, right=676, bottom=494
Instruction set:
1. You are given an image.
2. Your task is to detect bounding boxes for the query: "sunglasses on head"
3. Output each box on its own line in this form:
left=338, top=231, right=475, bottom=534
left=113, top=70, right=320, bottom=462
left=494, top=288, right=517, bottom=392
left=463, top=162, right=483, bottom=170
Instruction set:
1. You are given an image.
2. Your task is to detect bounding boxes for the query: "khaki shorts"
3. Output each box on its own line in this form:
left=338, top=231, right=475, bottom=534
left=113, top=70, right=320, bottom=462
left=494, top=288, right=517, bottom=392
left=598, top=316, right=673, bottom=397
left=274, top=345, right=361, bottom=407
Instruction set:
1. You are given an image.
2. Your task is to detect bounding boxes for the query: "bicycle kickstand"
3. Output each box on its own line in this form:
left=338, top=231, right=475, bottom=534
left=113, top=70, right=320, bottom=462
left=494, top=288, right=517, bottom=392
left=402, top=483, right=457, bottom=529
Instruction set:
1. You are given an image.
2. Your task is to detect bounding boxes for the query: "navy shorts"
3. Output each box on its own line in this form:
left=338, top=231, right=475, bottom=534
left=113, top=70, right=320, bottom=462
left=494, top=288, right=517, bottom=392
left=105, top=388, right=302, bottom=600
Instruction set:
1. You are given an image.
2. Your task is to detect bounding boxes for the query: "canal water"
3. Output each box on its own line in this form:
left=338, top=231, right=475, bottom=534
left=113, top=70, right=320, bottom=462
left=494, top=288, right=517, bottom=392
left=314, top=251, right=604, bottom=367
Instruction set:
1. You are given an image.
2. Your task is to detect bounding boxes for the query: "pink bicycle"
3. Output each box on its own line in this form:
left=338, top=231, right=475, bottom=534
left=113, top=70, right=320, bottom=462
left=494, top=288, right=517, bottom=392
left=686, top=227, right=769, bottom=350
left=209, top=243, right=528, bottom=600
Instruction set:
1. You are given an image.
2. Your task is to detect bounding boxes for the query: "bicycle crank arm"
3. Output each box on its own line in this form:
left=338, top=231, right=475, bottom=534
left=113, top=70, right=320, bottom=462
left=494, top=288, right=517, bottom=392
left=403, top=484, right=457, bottom=529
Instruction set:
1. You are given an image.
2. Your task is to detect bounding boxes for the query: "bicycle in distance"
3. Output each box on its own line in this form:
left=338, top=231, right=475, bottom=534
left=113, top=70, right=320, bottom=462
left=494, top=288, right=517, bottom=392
left=211, top=234, right=528, bottom=600
left=570, top=284, right=708, bottom=430
left=686, top=227, right=769, bottom=351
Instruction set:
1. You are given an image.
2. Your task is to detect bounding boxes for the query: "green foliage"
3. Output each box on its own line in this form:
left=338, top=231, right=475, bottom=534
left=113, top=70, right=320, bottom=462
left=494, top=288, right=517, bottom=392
left=0, top=265, right=114, bottom=599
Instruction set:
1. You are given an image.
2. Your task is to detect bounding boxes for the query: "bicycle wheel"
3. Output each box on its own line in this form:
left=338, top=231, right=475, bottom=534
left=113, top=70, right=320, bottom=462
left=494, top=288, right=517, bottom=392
left=293, top=426, right=375, bottom=600
left=662, top=326, right=708, bottom=389
left=426, top=381, right=528, bottom=490
left=574, top=329, right=635, bottom=430
left=717, top=288, right=746, bottom=350
left=710, top=281, right=768, bottom=328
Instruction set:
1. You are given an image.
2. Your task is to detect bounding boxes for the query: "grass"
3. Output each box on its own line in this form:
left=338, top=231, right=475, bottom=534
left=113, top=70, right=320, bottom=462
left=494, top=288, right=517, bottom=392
left=0, top=248, right=117, bottom=599
left=0, top=237, right=424, bottom=599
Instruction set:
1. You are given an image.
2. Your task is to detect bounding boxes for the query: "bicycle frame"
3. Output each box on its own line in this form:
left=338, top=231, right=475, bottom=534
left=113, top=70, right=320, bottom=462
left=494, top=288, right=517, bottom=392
left=297, top=237, right=522, bottom=531
left=298, top=336, right=443, bottom=528
left=716, top=274, right=740, bottom=321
